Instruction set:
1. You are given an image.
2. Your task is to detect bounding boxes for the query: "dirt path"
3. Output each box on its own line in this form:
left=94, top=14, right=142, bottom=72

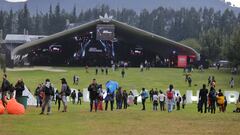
left=6, top=66, right=67, bottom=72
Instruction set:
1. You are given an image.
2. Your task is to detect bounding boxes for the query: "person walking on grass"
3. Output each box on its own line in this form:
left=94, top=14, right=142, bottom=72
left=217, top=89, right=225, bottom=112
left=123, top=90, right=128, bottom=109
left=188, top=76, right=192, bottom=87
left=176, top=93, right=181, bottom=110
left=40, top=79, right=54, bottom=115
left=55, top=90, right=61, bottom=111
left=199, top=84, right=208, bottom=113
left=77, top=89, right=83, bottom=105
left=167, top=84, right=174, bottom=112
left=229, top=77, right=234, bottom=88
left=140, top=88, right=148, bottom=111
left=1, top=74, right=10, bottom=107
left=105, top=88, right=114, bottom=111
left=15, top=79, right=25, bottom=99
left=88, top=78, right=99, bottom=112
left=35, top=84, right=42, bottom=108
left=116, top=87, right=123, bottom=109
left=152, top=91, right=159, bottom=111
left=121, top=69, right=125, bottom=78
left=149, top=88, right=154, bottom=102
left=159, top=91, right=165, bottom=111
left=71, top=90, right=76, bottom=104
left=209, top=87, right=217, bottom=114
left=60, top=78, right=69, bottom=112
left=182, top=94, right=186, bottom=109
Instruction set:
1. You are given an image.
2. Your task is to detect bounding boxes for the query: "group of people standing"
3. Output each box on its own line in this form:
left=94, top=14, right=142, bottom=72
left=35, top=78, right=83, bottom=115
left=142, top=85, right=187, bottom=112
left=0, top=74, right=25, bottom=107
left=198, top=84, right=227, bottom=114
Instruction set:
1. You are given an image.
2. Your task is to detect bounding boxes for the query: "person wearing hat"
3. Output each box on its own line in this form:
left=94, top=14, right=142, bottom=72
left=61, top=78, right=68, bottom=112
left=40, top=79, right=54, bottom=115
left=88, top=78, right=99, bottom=112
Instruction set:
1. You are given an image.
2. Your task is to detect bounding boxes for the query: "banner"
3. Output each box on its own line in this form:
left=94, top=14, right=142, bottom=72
left=178, top=55, right=187, bottom=68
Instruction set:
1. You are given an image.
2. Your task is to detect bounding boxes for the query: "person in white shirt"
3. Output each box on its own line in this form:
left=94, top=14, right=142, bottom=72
left=159, top=91, right=165, bottom=111
left=152, top=91, right=159, bottom=111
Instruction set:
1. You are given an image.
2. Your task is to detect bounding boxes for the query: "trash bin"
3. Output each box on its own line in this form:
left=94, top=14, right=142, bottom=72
left=16, top=96, right=28, bottom=109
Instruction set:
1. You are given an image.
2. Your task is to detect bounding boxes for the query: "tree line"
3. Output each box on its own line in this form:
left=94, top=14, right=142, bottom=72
left=0, top=4, right=240, bottom=65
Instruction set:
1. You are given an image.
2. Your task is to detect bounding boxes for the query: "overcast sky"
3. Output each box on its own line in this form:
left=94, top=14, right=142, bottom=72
left=225, top=0, right=240, bottom=7
left=5, top=0, right=240, bottom=7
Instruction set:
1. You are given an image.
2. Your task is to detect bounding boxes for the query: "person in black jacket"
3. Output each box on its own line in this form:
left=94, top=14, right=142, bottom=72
left=1, top=74, right=10, bottom=107
left=123, top=90, right=128, bottom=109
left=15, top=79, right=25, bottom=98
left=88, top=78, right=99, bottom=112
left=199, top=84, right=208, bottom=113
left=40, top=79, right=54, bottom=115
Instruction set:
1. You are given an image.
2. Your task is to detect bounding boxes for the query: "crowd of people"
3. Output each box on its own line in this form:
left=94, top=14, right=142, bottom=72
left=0, top=68, right=239, bottom=115
left=198, top=76, right=228, bottom=114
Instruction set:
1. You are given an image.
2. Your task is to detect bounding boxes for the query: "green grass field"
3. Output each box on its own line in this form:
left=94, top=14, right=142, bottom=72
left=0, top=67, right=240, bottom=135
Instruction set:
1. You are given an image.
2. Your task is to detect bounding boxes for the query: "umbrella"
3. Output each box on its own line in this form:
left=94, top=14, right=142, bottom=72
left=106, top=80, right=119, bottom=93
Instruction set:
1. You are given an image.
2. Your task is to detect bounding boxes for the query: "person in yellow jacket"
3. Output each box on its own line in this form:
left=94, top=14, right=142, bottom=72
left=217, top=89, right=225, bottom=112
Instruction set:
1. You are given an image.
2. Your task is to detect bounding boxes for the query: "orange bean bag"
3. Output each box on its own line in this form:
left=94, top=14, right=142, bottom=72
left=0, top=100, right=5, bottom=114
left=6, top=99, right=25, bottom=115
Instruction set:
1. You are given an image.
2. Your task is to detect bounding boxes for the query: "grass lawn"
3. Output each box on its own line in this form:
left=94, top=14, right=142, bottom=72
left=0, top=67, right=240, bottom=135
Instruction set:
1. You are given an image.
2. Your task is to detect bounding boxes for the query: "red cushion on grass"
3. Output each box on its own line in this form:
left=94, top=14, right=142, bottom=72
left=6, top=99, right=25, bottom=115
left=0, top=100, right=5, bottom=115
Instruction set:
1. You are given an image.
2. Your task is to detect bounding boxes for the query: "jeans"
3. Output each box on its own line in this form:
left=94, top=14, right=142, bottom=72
left=105, top=100, right=114, bottom=111
left=142, top=98, right=146, bottom=110
left=123, top=99, right=127, bottom=109
left=41, top=96, right=51, bottom=113
left=168, top=99, right=173, bottom=112
left=90, top=98, right=98, bottom=112
left=117, top=100, right=122, bottom=109
left=200, top=100, right=207, bottom=113
left=160, top=101, right=164, bottom=111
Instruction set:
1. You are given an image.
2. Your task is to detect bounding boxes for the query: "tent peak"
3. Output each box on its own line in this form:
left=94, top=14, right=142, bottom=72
left=99, top=13, right=113, bottom=23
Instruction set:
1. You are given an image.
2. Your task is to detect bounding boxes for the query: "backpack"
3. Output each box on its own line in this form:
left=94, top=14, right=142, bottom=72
left=167, top=91, right=174, bottom=100
left=78, top=92, right=83, bottom=97
left=65, top=86, right=71, bottom=96
left=209, top=90, right=216, bottom=99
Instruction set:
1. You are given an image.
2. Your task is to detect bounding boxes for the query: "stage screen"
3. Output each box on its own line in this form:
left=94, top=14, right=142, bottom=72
left=177, top=55, right=187, bottom=68
left=96, top=24, right=115, bottom=41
